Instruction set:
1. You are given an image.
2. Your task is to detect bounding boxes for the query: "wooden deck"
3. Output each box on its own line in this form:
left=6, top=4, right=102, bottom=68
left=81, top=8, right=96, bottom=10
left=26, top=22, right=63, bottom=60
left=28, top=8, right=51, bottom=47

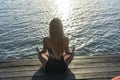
left=0, top=55, right=120, bottom=80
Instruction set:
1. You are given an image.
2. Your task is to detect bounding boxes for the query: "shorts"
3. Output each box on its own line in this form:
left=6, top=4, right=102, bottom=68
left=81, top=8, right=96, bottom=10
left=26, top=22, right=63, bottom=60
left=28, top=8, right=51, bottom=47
left=45, top=56, right=67, bottom=74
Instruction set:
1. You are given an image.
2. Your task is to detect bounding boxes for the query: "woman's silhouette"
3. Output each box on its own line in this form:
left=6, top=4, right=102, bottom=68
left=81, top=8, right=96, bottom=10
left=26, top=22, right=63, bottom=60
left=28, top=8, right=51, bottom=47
left=36, top=17, right=75, bottom=73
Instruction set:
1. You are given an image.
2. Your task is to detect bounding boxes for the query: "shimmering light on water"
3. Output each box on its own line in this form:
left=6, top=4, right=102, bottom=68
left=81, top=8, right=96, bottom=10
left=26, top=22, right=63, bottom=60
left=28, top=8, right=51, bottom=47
left=53, top=0, right=72, bottom=20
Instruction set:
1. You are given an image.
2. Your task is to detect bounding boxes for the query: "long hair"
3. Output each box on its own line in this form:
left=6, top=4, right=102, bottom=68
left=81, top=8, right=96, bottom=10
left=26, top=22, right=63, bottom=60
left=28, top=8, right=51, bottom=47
left=49, top=18, right=65, bottom=59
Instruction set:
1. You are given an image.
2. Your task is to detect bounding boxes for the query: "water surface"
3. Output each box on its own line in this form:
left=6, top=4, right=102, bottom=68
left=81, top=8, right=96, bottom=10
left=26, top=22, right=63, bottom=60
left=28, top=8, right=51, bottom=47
left=0, top=0, right=120, bottom=60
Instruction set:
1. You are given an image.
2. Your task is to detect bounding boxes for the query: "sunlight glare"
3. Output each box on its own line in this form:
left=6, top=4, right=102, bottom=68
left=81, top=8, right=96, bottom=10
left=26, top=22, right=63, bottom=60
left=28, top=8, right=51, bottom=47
left=54, top=0, right=71, bottom=20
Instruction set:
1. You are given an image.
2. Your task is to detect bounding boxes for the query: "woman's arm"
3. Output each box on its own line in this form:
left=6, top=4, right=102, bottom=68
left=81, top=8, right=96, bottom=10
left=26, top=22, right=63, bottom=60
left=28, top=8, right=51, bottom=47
left=64, top=37, right=75, bottom=55
left=36, top=37, right=47, bottom=54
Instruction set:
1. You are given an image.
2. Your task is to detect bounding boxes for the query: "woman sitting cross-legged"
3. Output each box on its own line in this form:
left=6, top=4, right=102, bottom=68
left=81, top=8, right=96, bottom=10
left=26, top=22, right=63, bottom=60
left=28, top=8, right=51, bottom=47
left=36, top=17, right=75, bottom=74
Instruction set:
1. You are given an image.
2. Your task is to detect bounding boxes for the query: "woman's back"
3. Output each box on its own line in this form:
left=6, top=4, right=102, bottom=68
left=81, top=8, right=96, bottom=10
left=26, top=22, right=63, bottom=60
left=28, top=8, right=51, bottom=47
left=44, top=37, right=69, bottom=59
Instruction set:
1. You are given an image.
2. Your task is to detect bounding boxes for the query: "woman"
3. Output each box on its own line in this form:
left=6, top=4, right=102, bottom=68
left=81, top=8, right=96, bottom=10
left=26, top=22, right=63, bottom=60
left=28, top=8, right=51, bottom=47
left=36, top=17, right=75, bottom=73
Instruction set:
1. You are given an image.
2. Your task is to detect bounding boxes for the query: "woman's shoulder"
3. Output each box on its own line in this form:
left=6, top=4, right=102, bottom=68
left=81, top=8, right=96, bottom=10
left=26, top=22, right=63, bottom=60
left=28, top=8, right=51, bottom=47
left=43, top=37, right=49, bottom=42
left=43, top=37, right=52, bottom=43
left=43, top=37, right=49, bottom=40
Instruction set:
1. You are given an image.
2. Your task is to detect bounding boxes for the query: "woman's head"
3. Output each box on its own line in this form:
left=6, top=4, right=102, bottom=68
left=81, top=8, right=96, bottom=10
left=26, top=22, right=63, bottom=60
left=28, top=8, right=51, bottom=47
left=49, top=17, right=64, bottom=38
left=49, top=18, right=65, bottom=59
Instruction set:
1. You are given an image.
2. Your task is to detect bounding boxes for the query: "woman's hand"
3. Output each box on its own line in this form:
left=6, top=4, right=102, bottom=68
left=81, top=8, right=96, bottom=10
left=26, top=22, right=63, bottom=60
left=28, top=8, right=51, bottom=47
left=36, top=46, right=41, bottom=53
left=71, top=45, right=75, bottom=53
left=71, top=46, right=75, bottom=53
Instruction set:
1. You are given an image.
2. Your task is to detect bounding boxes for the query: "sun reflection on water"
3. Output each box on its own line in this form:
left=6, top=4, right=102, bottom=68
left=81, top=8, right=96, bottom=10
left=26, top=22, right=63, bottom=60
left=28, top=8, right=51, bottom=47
left=53, top=0, right=72, bottom=20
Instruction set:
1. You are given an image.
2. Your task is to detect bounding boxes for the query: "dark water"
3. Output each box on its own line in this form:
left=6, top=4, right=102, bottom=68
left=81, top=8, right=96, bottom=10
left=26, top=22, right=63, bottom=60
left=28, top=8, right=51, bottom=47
left=0, top=0, right=120, bottom=60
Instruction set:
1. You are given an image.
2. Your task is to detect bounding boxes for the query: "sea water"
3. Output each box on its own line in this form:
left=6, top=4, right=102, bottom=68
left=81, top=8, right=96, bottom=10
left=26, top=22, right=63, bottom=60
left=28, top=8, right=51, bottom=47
left=0, top=0, right=120, bottom=60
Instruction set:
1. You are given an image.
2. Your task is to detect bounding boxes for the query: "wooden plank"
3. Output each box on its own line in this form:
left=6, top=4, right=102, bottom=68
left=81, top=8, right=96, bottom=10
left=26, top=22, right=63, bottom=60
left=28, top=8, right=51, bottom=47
left=1, top=77, right=111, bottom=80
left=0, top=76, right=112, bottom=80
left=1, top=57, right=120, bottom=68
left=71, top=62, right=120, bottom=68
left=0, top=71, right=119, bottom=80
left=1, top=55, right=120, bottom=63
left=0, top=67, right=120, bottom=78
left=74, top=71, right=120, bottom=79
left=0, top=77, right=113, bottom=80
left=74, top=55, right=120, bottom=58
left=89, top=79, right=111, bottom=80
left=0, top=61, right=41, bottom=68
left=1, top=62, right=120, bottom=72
